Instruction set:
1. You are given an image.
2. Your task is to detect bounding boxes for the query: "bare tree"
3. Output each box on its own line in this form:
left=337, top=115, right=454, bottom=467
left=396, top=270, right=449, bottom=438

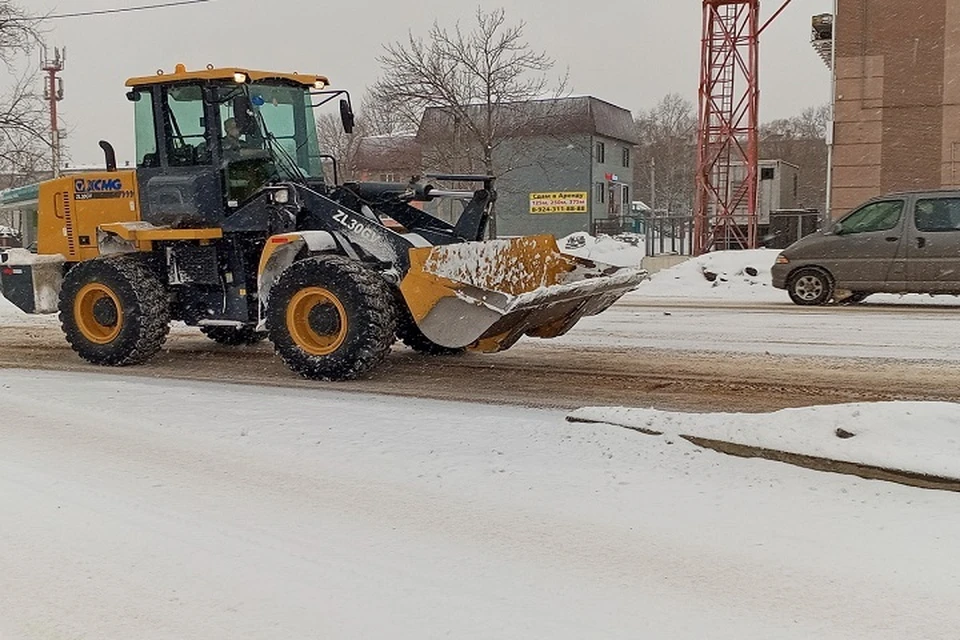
left=0, top=2, right=47, bottom=233
left=760, top=103, right=830, bottom=210
left=0, top=2, right=47, bottom=181
left=315, top=112, right=364, bottom=183
left=370, top=7, right=566, bottom=236
left=632, top=93, right=697, bottom=215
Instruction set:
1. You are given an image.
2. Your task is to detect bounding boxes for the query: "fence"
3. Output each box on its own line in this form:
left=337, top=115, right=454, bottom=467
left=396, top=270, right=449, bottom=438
left=592, top=212, right=695, bottom=257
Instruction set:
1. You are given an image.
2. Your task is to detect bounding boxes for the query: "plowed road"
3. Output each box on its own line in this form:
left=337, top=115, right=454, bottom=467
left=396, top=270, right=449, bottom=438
left=3, top=299, right=960, bottom=411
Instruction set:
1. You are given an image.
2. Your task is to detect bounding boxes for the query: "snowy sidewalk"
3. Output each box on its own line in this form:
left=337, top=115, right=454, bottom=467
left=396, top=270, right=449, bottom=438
left=570, top=402, right=960, bottom=492
left=2, top=370, right=960, bottom=639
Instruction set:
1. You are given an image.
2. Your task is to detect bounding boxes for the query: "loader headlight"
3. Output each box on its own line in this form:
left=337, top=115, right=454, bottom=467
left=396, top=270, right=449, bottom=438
left=233, top=72, right=248, bottom=84
left=271, top=187, right=290, bottom=205
left=314, top=79, right=327, bottom=90
left=775, top=254, right=790, bottom=265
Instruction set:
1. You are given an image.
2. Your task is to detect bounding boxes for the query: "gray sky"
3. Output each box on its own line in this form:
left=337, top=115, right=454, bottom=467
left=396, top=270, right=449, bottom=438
left=27, top=0, right=834, bottom=165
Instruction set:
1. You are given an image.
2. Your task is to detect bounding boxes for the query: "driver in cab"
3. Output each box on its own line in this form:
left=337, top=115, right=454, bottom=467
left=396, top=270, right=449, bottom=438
left=221, top=117, right=248, bottom=158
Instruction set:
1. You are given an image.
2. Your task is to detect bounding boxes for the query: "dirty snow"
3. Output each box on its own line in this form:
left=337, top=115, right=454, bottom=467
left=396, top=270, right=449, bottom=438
left=2, top=370, right=960, bottom=639
left=558, top=232, right=646, bottom=267
left=630, top=247, right=960, bottom=305
left=0, top=294, right=58, bottom=325
left=630, top=248, right=784, bottom=300
left=570, top=402, right=960, bottom=480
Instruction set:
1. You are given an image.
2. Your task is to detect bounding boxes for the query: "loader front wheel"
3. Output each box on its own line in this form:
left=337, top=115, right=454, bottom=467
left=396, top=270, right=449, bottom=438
left=201, top=325, right=267, bottom=345
left=267, top=256, right=396, bottom=380
left=60, top=257, right=170, bottom=366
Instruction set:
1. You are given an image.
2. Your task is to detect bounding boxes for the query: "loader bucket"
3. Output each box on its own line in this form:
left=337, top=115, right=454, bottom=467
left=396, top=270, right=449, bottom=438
left=398, top=235, right=646, bottom=352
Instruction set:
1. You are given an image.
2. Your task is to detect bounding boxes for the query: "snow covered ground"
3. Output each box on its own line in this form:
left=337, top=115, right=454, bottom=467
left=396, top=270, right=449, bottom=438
left=630, top=246, right=960, bottom=305
left=559, top=231, right=646, bottom=267
left=0, top=295, right=57, bottom=325
left=2, top=370, right=960, bottom=639
left=572, top=402, right=960, bottom=479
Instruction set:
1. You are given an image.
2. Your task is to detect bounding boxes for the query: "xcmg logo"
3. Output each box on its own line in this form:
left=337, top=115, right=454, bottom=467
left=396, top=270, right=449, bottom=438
left=74, top=178, right=123, bottom=193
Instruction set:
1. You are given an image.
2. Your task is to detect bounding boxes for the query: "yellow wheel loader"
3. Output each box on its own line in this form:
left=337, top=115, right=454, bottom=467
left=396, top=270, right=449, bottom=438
left=0, top=64, right=644, bottom=380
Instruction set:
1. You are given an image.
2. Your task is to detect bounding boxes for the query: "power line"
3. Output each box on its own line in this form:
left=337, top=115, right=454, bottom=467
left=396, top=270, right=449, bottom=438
left=43, top=0, right=214, bottom=20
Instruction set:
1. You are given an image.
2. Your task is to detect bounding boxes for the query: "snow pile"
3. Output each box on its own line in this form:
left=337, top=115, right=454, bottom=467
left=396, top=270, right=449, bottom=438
left=0, top=294, right=57, bottom=325
left=570, top=401, right=960, bottom=480
left=632, top=248, right=783, bottom=300
left=558, top=232, right=645, bottom=267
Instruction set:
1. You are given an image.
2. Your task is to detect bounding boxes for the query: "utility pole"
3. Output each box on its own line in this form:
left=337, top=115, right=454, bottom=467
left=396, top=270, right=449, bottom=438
left=649, top=157, right=656, bottom=211
left=41, top=47, right=66, bottom=178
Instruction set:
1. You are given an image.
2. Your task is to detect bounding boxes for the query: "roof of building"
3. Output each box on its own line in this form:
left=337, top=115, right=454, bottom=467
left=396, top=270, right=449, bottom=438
left=417, top=96, right=638, bottom=145
left=126, top=64, right=329, bottom=89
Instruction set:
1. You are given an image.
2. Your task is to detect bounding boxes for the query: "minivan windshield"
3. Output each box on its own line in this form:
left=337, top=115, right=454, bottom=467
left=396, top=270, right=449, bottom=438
left=837, top=200, right=903, bottom=234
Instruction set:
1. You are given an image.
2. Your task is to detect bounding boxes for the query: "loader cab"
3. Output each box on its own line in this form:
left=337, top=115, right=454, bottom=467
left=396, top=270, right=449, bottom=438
left=125, top=65, right=331, bottom=228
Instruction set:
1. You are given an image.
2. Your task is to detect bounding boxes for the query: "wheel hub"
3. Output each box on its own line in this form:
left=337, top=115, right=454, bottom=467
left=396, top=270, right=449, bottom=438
left=74, top=283, right=124, bottom=344
left=92, top=296, right=119, bottom=327
left=795, top=275, right=823, bottom=300
left=286, top=287, right=348, bottom=356
left=308, top=303, right=341, bottom=336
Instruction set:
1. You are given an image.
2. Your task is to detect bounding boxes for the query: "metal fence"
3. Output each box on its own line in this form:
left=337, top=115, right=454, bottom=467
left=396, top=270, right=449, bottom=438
left=592, top=212, right=694, bottom=257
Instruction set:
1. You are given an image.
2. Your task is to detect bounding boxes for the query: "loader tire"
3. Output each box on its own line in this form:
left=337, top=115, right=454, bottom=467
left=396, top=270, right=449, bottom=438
left=59, top=257, right=170, bottom=366
left=267, top=256, right=396, bottom=381
left=201, top=325, right=266, bottom=345
left=395, top=305, right=466, bottom=356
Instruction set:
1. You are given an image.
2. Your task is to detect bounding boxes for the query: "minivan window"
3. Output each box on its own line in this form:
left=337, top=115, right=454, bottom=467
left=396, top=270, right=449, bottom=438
left=915, top=198, right=960, bottom=232
left=839, top=200, right=903, bottom=234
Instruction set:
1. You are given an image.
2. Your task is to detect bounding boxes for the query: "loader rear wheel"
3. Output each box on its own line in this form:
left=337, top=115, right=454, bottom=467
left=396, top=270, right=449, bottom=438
left=59, top=257, right=170, bottom=366
left=267, top=256, right=396, bottom=380
left=201, top=325, right=266, bottom=345
left=395, top=305, right=466, bottom=356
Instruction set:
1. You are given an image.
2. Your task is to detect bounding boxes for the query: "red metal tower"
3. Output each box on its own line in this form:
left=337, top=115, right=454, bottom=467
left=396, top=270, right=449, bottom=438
left=41, top=47, right=66, bottom=178
left=694, top=0, right=760, bottom=254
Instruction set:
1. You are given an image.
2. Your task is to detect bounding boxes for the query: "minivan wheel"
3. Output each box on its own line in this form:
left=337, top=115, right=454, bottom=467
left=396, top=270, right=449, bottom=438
left=787, top=268, right=833, bottom=306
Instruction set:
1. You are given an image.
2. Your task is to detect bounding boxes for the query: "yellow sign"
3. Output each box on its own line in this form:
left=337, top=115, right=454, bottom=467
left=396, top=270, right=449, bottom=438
left=529, top=191, right=588, bottom=214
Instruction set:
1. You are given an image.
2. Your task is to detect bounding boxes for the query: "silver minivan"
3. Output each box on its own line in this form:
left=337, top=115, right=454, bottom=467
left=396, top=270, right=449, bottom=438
left=772, top=190, right=960, bottom=305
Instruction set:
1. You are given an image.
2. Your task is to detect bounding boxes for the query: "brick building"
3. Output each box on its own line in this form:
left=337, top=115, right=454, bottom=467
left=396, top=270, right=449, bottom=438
left=830, top=0, right=960, bottom=217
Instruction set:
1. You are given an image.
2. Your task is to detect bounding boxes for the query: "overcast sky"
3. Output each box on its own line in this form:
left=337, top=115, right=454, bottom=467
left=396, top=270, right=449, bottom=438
left=25, top=0, right=834, bottom=166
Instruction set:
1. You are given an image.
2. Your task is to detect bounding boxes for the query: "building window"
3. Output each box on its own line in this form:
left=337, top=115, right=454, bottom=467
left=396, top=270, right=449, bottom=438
left=622, top=185, right=630, bottom=208
left=595, top=141, right=605, bottom=164
left=760, top=167, right=775, bottom=180
left=595, top=182, right=605, bottom=204
left=622, top=147, right=630, bottom=168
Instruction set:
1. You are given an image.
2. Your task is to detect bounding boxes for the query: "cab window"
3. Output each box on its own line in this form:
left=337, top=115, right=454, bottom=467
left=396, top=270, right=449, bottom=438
left=915, top=198, right=960, bottom=232
left=839, top=201, right=903, bottom=234
left=131, top=89, right=159, bottom=168
left=162, top=84, right=211, bottom=167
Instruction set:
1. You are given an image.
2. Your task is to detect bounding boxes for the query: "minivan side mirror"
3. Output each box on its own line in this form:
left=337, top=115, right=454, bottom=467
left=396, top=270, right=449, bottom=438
left=832, top=221, right=844, bottom=235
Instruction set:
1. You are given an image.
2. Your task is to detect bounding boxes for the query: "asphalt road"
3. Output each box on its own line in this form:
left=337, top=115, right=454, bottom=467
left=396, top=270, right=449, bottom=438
left=2, top=309, right=959, bottom=412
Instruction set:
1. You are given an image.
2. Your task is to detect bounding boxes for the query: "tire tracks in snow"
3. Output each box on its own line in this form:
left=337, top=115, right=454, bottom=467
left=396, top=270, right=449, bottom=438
left=1, top=325, right=959, bottom=412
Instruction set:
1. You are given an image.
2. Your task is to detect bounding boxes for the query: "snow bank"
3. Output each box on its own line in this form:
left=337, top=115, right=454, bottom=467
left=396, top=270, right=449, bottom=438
left=570, top=401, right=960, bottom=480
left=558, top=232, right=645, bottom=267
left=630, top=247, right=960, bottom=305
left=0, top=294, right=57, bottom=325
left=631, top=249, right=783, bottom=300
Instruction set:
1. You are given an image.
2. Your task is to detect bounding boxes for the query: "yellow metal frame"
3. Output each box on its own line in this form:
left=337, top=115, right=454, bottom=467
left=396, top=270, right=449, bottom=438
left=126, top=65, right=329, bottom=88
left=99, top=223, right=223, bottom=242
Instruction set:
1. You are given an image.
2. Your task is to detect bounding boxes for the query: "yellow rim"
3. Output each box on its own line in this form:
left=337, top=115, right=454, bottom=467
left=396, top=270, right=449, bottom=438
left=286, top=287, right=348, bottom=356
left=74, top=283, right=123, bottom=344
